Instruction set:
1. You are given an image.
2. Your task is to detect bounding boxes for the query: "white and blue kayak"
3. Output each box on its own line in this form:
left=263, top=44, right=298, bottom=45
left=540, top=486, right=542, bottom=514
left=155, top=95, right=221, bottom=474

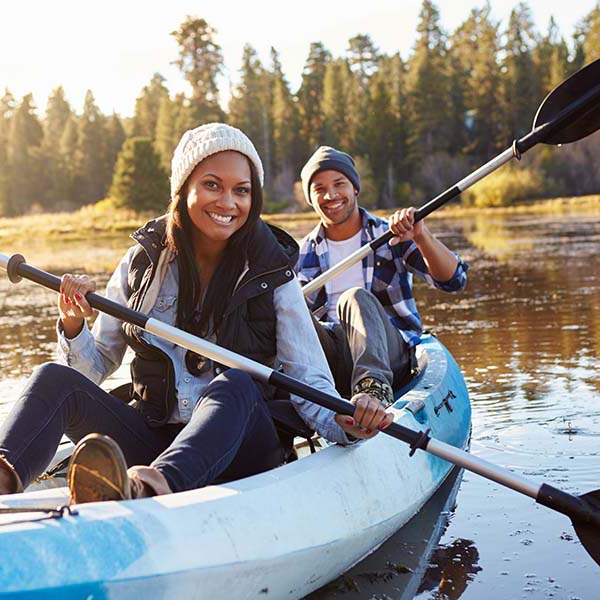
left=0, top=334, right=470, bottom=599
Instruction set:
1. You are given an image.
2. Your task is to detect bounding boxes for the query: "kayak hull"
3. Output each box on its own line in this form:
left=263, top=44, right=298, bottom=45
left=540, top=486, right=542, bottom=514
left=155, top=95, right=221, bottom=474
left=0, top=334, right=470, bottom=599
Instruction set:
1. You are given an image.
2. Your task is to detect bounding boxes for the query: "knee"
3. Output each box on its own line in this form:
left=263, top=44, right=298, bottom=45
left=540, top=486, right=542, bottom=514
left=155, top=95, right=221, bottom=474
left=205, top=369, right=259, bottom=410
left=31, top=362, right=81, bottom=385
left=213, top=368, right=254, bottom=389
left=337, top=286, right=372, bottom=316
left=19, top=363, right=84, bottom=410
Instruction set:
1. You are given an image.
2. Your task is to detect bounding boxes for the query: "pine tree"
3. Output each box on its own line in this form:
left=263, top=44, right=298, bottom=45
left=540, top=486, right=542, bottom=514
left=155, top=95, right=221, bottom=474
left=132, top=73, right=169, bottom=139
left=74, top=90, right=108, bottom=204
left=6, top=94, right=44, bottom=214
left=445, top=50, right=469, bottom=156
left=502, top=2, right=541, bottom=138
left=105, top=113, right=126, bottom=184
left=574, top=4, right=600, bottom=63
left=110, top=137, right=169, bottom=211
left=365, top=54, right=410, bottom=208
left=0, top=89, right=16, bottom=215
left=38, top=87, right=73, bottom=209
left=322, top=58, right=352, bottom=149
left=153, top=93, right=197, bottom=176
left=297, top=42, right=331, bottom=155
left=404, top=0, right=451, bottom=163
left=155, top=95, right=177, bottom=171
left=534, top=18, right=570, bottom=95
left=228, top=45, right=272, bottom=183
left=44, top=87, right=72, bottom=150
left=345, top=36, right=380, bottom=157
left=172, top=93, right=196, bottom=140
left=347, top=34, right=380, bottom=89
left=364, top=72, right=396, bottom=207
left=449, top=5, right=504, bottom=160
left=60, top=115, right=78, bottom=160
left=171, top=17, right=225, bottom=123
left=372, top=54, right=409, bottom=206
left=270, top=47, right=301, bottom=203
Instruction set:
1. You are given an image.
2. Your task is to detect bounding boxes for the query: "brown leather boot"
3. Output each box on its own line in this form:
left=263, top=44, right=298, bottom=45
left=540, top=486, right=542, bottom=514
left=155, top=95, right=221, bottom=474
left=0, top=454, right=24, bottom=494
left=68, top=434, right=130, bottom=504
left=68, top=434, right=173, bottom=504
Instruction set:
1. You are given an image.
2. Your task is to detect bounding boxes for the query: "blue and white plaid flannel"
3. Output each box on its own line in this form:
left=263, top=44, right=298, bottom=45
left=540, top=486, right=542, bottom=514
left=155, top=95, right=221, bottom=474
left=295, top=208, right=468, bottom=347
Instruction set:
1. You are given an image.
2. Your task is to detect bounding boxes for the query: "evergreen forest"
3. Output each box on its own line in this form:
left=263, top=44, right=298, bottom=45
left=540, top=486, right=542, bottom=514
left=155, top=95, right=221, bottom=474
left=1, top=0, right=599, bottom=216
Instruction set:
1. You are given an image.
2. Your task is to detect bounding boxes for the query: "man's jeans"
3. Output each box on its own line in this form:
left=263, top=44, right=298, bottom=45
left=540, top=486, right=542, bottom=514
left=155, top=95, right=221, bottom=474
left=0, top=363, right=284, bottom=492
left=312, top=287, right=411, bottom=397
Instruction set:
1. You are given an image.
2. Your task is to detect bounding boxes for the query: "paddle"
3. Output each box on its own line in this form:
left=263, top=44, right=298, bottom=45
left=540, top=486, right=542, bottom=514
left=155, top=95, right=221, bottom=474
left=302, top=58, right=600, bottom=296
left=1, top=252, right=599, bottom=566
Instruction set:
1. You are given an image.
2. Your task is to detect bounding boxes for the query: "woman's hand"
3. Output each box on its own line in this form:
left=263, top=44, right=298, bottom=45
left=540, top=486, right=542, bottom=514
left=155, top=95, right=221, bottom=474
left=335, top=393, right=394, bottom=440
left=58, top=274, right=96, bottom=338
left=388, top=207, right=427, bottom=246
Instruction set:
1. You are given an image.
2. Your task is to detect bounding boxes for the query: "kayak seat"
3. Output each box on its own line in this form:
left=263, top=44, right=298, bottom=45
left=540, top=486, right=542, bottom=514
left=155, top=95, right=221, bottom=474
left=267, top=398, right=316, bottom=460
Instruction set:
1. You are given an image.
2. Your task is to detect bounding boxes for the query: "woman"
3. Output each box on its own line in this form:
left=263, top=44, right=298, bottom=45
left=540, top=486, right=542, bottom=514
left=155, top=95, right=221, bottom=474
left=0, top=123, right=392, bottom=502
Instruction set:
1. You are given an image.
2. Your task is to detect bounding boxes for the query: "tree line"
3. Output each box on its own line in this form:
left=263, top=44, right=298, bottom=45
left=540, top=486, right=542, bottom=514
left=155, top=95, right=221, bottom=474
left=1, top=0, right=599, bottom=217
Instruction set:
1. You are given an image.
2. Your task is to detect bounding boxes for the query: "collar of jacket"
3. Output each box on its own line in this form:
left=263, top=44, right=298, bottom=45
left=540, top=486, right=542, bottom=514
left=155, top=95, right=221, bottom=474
left=130, top=215, right=299, bottom=315
left=131, top=215, right=169, bottom=264
left=130, top=215, right=299, bottom=271
left=223, top=219, right=298, bottom=316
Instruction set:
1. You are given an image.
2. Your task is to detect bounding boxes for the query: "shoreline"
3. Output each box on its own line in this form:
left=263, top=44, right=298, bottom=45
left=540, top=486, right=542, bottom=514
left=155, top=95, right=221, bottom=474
left=0, top=194, right=598, bottom=245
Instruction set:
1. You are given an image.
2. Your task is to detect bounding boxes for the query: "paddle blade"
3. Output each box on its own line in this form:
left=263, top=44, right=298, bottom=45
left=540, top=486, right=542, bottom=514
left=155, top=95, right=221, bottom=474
left=533, top=58, right=600, bottom=145
left=572, top=490, right=600, bottom=567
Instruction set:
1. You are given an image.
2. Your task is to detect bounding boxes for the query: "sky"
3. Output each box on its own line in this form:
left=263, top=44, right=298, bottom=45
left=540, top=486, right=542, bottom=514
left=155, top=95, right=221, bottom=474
left=1, top=0, right=598, bottom=118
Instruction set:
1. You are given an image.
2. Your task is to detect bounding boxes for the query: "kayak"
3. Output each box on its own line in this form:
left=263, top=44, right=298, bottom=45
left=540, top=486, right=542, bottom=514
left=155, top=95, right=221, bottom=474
left=0, top=333, right=471, bottom=599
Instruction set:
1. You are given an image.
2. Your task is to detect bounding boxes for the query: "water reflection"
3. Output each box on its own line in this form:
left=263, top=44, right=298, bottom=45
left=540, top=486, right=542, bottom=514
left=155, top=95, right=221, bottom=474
left=416, top=539, right=481, bottom=599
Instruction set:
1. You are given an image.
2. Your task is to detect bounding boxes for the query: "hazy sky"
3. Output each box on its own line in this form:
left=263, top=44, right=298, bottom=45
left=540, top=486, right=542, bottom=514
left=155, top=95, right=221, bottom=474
left=1, top=0, right=598, bottom=117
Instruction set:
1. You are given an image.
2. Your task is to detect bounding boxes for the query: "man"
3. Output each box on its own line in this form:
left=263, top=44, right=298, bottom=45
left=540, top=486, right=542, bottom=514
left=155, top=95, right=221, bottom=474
left=296, top=146, right=468, bottom=410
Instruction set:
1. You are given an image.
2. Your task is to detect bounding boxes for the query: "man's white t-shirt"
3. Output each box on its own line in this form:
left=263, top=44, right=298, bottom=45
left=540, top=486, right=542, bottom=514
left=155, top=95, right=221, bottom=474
left=324, top=230, right=365, bottom=322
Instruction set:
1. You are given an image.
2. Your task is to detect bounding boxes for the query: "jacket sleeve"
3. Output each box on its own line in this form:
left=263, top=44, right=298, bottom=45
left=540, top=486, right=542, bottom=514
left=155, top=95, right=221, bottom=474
left=396, top=241, right=469, bottom=292
left=55, top=247, right=134, bottom=384
left=273, top=276, right=353, bottom=445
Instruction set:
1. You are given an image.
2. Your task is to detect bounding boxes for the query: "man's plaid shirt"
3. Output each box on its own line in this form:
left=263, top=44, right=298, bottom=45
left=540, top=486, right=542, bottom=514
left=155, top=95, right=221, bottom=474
left=295, top=208, right=469, bottom=347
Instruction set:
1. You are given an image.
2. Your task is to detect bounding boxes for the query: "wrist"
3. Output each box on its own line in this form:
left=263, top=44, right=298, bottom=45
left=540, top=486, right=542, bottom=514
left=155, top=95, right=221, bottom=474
left=413, top=224, right=431, bottom=247
left=61, top=317, right=84, bottom=339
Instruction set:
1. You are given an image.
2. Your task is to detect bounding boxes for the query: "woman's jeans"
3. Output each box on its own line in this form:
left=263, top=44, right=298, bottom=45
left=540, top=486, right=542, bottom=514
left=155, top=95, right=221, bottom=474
left=0, top=363, right=285, bottom=492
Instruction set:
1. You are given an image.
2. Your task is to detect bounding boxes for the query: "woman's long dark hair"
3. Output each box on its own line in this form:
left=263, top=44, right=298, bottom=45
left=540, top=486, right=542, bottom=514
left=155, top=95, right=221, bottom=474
left=165, top=157, right=263, bottom=337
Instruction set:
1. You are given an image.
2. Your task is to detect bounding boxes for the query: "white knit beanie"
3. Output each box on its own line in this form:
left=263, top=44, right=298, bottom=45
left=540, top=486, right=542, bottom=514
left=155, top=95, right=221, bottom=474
left=170, top=122, right=264, bottom=199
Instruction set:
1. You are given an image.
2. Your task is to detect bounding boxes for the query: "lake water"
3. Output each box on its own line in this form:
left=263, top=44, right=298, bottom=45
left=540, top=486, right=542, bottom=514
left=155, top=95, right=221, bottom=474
left=0, top=211, right=598, bottom=598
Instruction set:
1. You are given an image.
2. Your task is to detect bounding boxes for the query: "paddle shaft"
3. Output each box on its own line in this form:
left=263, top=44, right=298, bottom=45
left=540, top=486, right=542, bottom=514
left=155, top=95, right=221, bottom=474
left=2, top=252, right=598, bottom=529
left=302, top=77, right=600, bottom=297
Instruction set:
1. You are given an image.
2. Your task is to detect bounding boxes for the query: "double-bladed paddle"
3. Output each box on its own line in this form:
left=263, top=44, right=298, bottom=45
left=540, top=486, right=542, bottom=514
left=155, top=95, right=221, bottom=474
left=1, top=252, right=598, bottom=567
left=302, top=58, right=600, bottom=296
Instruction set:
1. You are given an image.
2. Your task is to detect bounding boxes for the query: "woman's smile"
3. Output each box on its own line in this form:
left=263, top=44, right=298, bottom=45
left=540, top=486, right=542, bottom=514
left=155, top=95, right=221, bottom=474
left=207, top=211, right=236, bottom=225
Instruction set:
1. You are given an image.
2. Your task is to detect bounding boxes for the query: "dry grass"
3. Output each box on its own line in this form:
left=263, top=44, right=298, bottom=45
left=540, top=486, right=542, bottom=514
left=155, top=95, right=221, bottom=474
left=0, top=203, right=154, bottom=244
left=0, top=195, right=598, bottom=247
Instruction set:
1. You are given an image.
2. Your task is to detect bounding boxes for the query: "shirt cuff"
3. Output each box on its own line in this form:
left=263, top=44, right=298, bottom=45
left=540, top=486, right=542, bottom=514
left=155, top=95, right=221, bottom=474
left=56, top=318, right=93, bottom=358
left=432, top=255, right=469, bottom=291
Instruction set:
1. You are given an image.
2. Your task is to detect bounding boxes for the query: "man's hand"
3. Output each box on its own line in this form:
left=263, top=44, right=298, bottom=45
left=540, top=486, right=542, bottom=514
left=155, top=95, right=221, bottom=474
left=388, top=207, right=427, bottom=246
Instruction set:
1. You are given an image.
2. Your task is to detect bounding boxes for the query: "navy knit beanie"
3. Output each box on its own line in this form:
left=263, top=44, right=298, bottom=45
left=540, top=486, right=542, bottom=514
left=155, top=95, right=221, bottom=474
left=300, top=146, right=361, bottom=204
